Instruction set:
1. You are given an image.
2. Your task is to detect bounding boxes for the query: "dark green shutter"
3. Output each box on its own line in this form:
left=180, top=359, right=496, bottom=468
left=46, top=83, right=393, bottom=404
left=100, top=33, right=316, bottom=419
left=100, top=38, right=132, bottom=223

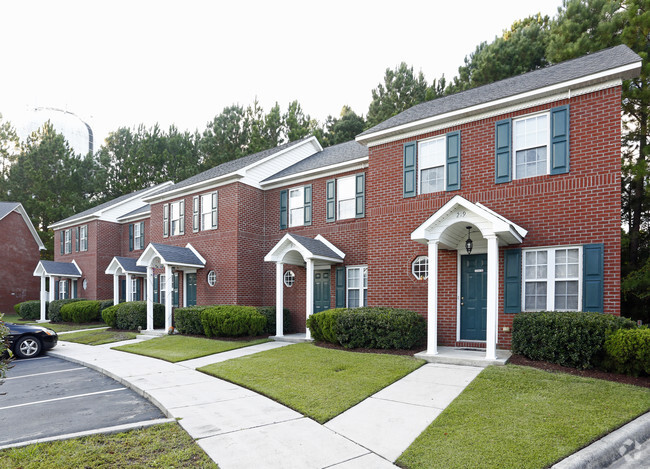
left=335, top=266, right=346, bottom=308
left=55, top=280, right=59, bottom=299
left=550, top=105, right=570, bottom=175
left=304, top=185, right=312, bottom=226
left=279, top=190, right=288, bottom=229
left=73, top=280, right=78, bottom=299
left=60, top=231, right=64, bottom=254
left=75, top=227, right=80, bottom=252
left=129, top=224, right=134, bottom=251
left=403, top=142, right=417, bottom=197
left=355, top=173, right=365, bottom=218
left=120, top=279, right=126, bottom=302
left=583, top=243, right=604, bottom=313
left=153, top=275, right=159, bottom=303
left=446, top=131, right=461, bottom=191
left=326, top=179, right=336, bottom=222
left=495, top=119, right=512, bottom=184
left=504, top=249, right=522, bottom=314
left=136, top=279, right=141, bottom=301
left=140, top=222, right=145, bottom=249
left=173, top=273, right=179, bottom=307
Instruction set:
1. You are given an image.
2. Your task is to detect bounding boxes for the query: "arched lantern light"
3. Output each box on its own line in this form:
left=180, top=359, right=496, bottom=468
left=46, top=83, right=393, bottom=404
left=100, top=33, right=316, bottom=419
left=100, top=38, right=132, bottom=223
left=465, top=226, right=473, bottom=254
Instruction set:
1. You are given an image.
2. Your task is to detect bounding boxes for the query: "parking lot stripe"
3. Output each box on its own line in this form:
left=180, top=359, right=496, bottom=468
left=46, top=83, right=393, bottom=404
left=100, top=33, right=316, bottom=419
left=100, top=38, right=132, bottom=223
left=0, top=388, right=128, bottom=411
left=4, top=367, right=85, bottom=380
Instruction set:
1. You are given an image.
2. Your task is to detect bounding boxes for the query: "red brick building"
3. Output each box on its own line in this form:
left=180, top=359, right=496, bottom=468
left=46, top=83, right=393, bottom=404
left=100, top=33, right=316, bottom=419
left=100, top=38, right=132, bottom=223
left=45, top=46, right=641, bottom=360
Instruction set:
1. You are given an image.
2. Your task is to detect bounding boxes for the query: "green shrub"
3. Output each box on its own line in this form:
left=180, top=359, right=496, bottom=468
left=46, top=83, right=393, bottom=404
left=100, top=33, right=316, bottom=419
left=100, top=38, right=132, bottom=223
left=13, top=302, right=23, bottom=314
left=603, top=328, right=650, bottom=376
left=335, top=307, right=426, bottom=349
left=102, top=304, right=119, bottom=328
left=48, top=298, right=84, bottom=322
left=99, top=299, right=114, bottom=311
left=512, top=311, right=636, bottom=369
left=60, top=300, right=102, bottom=323
left=17, top=300, right=44, bottom=321
left=307, top=308, right=346, bottom=343
left=201, top=305, right=266, bottom=337
left=114, top=301, right=164, bottom=330
left=256, top=306, right=291, bottom=334
left=174, top=306, right=211, bottom=335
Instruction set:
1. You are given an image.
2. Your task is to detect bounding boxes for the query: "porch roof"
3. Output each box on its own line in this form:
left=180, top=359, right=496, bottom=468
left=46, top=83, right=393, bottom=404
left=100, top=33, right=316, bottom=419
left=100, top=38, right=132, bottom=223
left=264, top=234, right=344, bottom=265
left=33, top=260, right=82, bottom=278
left=105, top=256, right=147, bottom=275
left=136, top=243, right=206, bottom=269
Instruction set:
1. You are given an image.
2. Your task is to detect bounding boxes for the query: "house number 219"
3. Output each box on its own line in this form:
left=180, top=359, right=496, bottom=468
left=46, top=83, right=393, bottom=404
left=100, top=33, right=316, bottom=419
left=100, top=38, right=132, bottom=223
left=456, top=211, right=466, bottom=218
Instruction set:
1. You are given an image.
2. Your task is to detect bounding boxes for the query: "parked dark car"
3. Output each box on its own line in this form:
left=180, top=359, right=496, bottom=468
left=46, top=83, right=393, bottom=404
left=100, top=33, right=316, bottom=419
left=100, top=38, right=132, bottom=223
left=5, top=323, right=58, bottom=358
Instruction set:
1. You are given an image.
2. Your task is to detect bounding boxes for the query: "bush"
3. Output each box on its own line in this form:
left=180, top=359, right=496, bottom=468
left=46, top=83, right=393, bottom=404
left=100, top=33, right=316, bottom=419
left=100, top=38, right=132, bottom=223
left=99, top=299, right=114, bottom=311
left=60, top=300, right=102, bottom=323
left=48, top=298, right=84, bottom=322
left=102, top=304, right=119, bottom=328
left=174, top=306, right=211, bottom=335
left=336, top=307, right=426, bottom=349
left=201, top=305, right=266, bottom=337
left=18, top=300, right=45, bottom=320
left=603, top=328, right=650, bottom=376
left=14, top=302, right=24, bottom=314
left=512, top=311, right=636, bottom=369
left=101, top=302, right=164, bottom=330
left=256, top=306, right=291, bottom=334
left=307, top=308, right=346, bottom=343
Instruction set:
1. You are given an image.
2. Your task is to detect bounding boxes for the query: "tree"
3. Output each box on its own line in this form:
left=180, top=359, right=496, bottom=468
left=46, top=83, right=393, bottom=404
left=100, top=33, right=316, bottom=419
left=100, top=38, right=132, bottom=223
left=366, top=63, right=428, bottom=129
left=0, top=113, right=19, bottom=183
left=200, top=105, right=249, bottom=169
left=322, top=106, right=365, bottom=146
left=283, top=100, right=314, bottom=142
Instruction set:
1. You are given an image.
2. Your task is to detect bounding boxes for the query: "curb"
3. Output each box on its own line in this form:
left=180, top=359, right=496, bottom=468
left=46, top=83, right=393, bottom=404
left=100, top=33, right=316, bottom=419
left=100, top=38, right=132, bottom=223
left=552, top=412, right=650, bottom=469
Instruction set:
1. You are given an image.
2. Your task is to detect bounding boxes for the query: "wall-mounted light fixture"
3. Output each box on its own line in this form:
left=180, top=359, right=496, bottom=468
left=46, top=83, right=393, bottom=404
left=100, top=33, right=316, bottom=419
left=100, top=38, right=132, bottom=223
left=465, top=226, right=473, bottom=254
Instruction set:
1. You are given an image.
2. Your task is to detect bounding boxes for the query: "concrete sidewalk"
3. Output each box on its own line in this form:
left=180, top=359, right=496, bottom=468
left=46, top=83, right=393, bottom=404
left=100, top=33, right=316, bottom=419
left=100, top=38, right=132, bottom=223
left=50, top=340, right=481, bottom=469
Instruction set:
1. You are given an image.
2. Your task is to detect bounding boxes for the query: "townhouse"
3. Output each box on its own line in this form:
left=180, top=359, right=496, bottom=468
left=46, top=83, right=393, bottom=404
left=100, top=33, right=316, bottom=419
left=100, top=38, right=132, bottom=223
left=38, top=45, right=641, bottom=360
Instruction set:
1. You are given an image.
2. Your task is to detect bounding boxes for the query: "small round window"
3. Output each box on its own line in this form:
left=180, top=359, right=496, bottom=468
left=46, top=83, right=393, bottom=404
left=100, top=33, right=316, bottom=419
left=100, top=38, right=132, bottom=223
left=82, top=278, right=88, bottom=290
left=283, top=270, right=295, bottom=287
left=412, top=256, right=429, bottom=280
left=207, top=270, right=216, bottom=286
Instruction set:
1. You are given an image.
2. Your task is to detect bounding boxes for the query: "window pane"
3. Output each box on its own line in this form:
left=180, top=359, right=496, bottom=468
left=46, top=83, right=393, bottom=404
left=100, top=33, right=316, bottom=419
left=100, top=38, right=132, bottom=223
left=347, top=268, right=360, bottom=288
left=421, top=166, right=444, bottom=194
left=525, top=282, right=547, bottom=310
left=348, top=290, right=359, bottom=308
left=338, top=199, right=355, bottom=220
left=337, top=177, right=355, bottom=220
left=419, top=137, right=445, bottom=169
left=555, top=280, right=579, bottom=310
left=290, top=207, right=304, bottom=227
left=516, top=147, right=547, bottom=179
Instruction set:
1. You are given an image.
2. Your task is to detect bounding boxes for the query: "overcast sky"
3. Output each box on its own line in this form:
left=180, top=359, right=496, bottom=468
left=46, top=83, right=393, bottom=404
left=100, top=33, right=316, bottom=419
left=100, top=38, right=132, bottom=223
left=0, top=0, right=563, bottom=148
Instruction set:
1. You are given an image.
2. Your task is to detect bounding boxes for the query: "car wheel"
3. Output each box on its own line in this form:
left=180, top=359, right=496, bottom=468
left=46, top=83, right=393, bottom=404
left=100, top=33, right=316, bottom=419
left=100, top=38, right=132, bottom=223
left=14, top=336, right=42, bottom=359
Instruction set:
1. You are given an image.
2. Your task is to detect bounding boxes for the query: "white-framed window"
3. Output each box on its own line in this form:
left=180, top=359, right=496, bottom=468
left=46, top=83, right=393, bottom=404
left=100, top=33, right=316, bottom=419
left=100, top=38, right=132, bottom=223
left=131, top=278, right=138, bottom=301
left=160, top=274, right=166, bottom=305
left=59, top=280, right=67, bottom=300
left=80, top=225, right=88, bottom=251
left=412, top=256, right=428, bottom=280
left=284, top=270, right=295, bottom=287
left=82, top=278, right=87, bottom=290
left=337, top=176, right=355, bottom=220
left=207, top=270, right=216, bottom=287
left=419, top=136, right=446, bottom=194
left=523, top=246, right=581, bottom=311
left=133, top=223, right=142, bottom=250
left=346, top=266, right=368, bottom=308
left=514, top=112, right=549, bottom=179
left=64, top=229, right=71, bottom=254
left=289, top=187, right=304, bottom=227
left=170, top=200, right=184, bottom=236
left=201, top=192, right=218, bottom=231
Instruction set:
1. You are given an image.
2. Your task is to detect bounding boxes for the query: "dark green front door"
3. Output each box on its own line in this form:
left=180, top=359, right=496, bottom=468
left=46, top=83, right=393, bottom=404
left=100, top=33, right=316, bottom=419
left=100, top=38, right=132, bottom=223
left=460, top=254, right=487, bottom=341
left=186, top=273, right=197, bottom=306
left=314, top=271, right=330, bottom=313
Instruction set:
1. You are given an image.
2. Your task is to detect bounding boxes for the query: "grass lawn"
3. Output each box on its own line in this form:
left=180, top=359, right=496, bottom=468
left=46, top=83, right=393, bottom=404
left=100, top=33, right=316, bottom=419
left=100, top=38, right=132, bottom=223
left=0, top=422, right=217, bottom=468
left=199, top=343, right=425, bottom=423
left=59, top=329, right=137, bottom=345
left=1, top=313, right=34, bottom=324
left=112, top=335, right=271, bottom=362
left=397, top=364, right=650, bottom=469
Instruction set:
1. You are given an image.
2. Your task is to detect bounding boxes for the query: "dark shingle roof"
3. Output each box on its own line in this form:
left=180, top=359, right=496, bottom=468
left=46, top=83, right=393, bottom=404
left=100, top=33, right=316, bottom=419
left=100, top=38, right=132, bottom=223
left=263, top=140, right=367, bottom=183
left=114, top=256, right=147, bottom=274
left=0, top=202, right=20, bottom=220
left=154, top=136, right=314, bottom=196
left=291, top=234, right=343, bottom=261
left=38, top=260, right=82, bottom=277
left=359, top=45, right=641, bottom=139
left=118, top=204, right=150, bottom=221
left=151, top=243, right=205, bottom=267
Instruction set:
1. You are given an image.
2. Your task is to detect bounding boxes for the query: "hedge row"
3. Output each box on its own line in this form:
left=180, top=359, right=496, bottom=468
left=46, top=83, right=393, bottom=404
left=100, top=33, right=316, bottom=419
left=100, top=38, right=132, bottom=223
left=102, top=301, right=164, bottom=330
left=173, top=305, right=284, bottom=337
left=307, top=307, right=426, bottom=350
left=15, top=300, right=45, bottom=320
left=512, top=311, right=637, bottom=370
left=60, top=300, right=102, bottom=323
left=48, top=299, right=85, bottom=322
left=603, top=327, right=650, bottom=376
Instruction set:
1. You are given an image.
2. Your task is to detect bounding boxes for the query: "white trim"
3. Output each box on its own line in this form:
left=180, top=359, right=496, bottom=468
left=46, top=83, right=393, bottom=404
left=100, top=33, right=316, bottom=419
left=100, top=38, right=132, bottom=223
left=116, top=211, right=150, bottom=223
left=314, top=234, right=346, bottom=259
left=260, top=158, right=369, bottom=189
left=358, top=77, right=627, bottom=147
left=512, top=111, right=551, bottom=179
left=186, top=243, right=207, bottom=266
left=345, top=265, right=367, bottom=308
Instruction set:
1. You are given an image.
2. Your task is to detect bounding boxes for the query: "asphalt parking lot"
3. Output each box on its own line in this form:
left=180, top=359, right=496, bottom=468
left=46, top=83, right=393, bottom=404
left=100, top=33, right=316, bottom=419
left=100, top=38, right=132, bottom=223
left=0, top=355, right=166, bottom=448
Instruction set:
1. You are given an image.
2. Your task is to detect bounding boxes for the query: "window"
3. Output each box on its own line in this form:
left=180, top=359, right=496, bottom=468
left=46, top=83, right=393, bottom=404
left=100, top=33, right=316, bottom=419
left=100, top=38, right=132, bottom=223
left=337, top=176, right=356, bottom=220
left=412, top=256, right=428, bottom=280
left=419, top=137, right=446, bottom=194
left=131, top=278, right=139, bottom=301
left=346, top=266, right=368, bottom=308
left=523, top=246, right=581, bottom=311
left=201, top=192, right=218, bottom=230
left=169, top=200, right=184, bottom=236
left=80, top=225, right=88, bottom=251
left=514, top=113, right=549, bottom=179
left=64, top=229, right=71, bottom=254
left=327, top=175, right=364, bottom=222
left=160, top=274, right=166, bottom=305
left=59, top=280, right=68, bottom=300
left=289, top=187, right=304, bottom=227
left=82, top=278, right=87, bottom=290
left=207, top=270, right=216, bottom=286
left=280, top=185, right=311, bottom=229
left=284, top=270, right=295, bottom=287
left=134, top=223, right=142, bottom=250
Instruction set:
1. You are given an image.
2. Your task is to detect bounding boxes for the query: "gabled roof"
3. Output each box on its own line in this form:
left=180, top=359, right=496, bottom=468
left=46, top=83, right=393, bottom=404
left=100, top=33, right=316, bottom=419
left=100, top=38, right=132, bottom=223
left=105, top=256, right=147, bottom=275
left=358, top=45, right=642, bottom=145
left=0, top=202, right=46, bottom=250
left=262, top=140, right=368, bottom=185
left=137, top=243, right=206, bottom=268
left=264, top=234, right=345, bottom=265
left=49, top=182, right=173, bottom=229
left=33, top=260, right=82, bottom=277
left=117, top=204, right=150, bottom=222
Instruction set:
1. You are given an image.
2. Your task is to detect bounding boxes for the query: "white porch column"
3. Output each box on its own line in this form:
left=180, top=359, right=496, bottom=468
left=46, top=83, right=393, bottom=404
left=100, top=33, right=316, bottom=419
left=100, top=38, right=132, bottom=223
left=48, top=276, right=55, bottom=302
left=182, top=271, right=188, bottom=307
left=113, top=274, right=120, bottom=304
left=305, top=258, right=314, bottom=340
left=275, top=262, right=284, bottom=337
left=164, top=264, right=172, bottom=331
left=146, top=266, right=154, bottom=331
left=427, top=240, right=439, bottom=355
left=125, top=273, right=132, bottom=302
left=39, top=274, right=47, bottom=322
left=486, top=235, right=499, bottom=360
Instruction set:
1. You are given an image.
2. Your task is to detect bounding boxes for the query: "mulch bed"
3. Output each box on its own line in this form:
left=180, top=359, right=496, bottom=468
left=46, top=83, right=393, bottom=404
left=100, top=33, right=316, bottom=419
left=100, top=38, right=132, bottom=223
left=508, top=354, right=650, bottom=389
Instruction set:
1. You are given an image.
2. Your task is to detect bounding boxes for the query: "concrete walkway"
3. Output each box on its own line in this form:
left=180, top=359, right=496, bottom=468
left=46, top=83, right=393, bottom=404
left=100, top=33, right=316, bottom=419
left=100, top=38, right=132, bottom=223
left=49, top=340, right=482, bottom=469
